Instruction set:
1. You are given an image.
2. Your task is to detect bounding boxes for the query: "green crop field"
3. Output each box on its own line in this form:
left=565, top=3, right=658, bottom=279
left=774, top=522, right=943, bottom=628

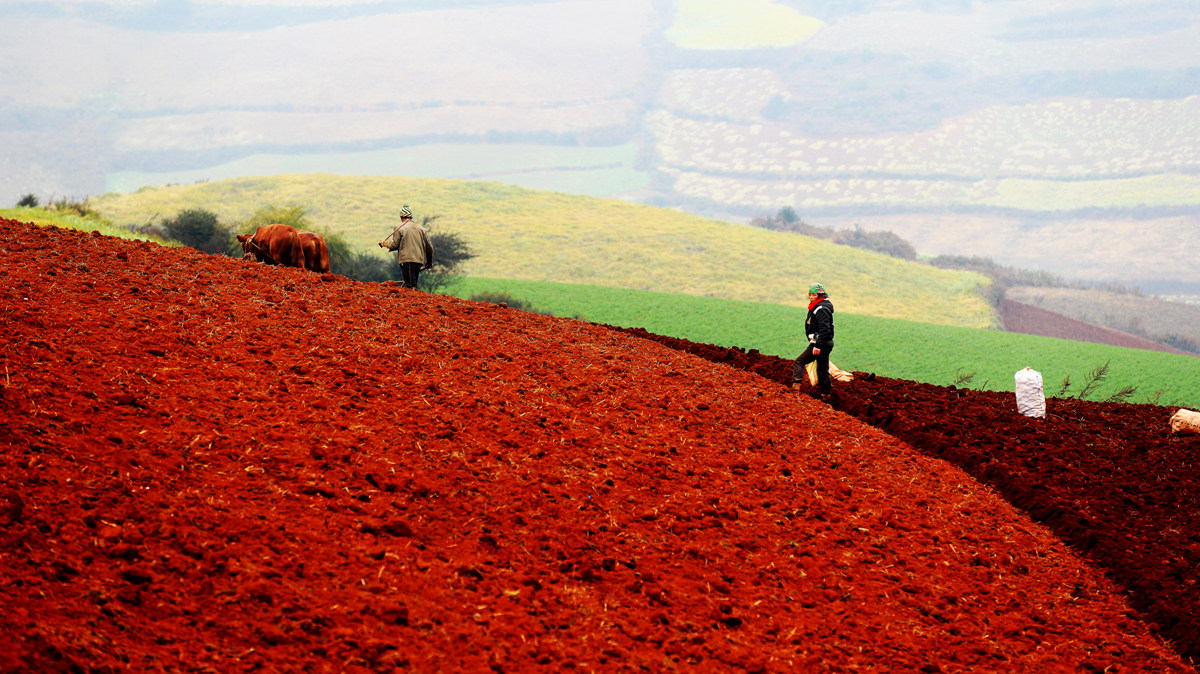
left=446, top=276, right=1200, bottom=408
left=90, top=174, right=997, bottom=329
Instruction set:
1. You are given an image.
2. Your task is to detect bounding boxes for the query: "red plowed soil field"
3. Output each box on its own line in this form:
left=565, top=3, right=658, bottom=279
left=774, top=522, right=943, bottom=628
left=998, top=299, right=1193, bottom=356
left=1, top=218, right=1196, bottom=672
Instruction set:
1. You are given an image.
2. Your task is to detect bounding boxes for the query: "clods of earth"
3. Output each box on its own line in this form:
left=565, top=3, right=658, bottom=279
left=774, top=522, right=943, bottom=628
left=1, top=217, right=1197, bottom=672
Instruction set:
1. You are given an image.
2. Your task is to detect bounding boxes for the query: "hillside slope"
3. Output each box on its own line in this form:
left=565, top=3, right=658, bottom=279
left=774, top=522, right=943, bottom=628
left=999, top=299, right=1193, bottom=356
left=88, top=174, right=997, bottom=327
left=0, top=218, right=1187, bottom=672
left=1006, top=286, right=1200, bottom=354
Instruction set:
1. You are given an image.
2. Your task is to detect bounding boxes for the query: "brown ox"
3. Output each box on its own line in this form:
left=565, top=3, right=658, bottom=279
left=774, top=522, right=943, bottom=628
left=237, top=224, right=304, bottom=268
left=298, top=231, right=330, bottom=273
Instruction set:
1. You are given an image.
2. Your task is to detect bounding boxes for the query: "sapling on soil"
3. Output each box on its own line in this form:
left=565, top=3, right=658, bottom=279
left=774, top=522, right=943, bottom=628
left=1074, top=360, right=1111, bottom=400
left=1057, top=374, right=1073, bottom=398
left=1054, top=361, right=1137, bottom=402
left=1105, top=385, right=1138, bottom=404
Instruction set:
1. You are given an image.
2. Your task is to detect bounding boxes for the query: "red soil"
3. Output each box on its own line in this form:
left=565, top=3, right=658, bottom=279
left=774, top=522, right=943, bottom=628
left=999, top=298, right=1192, bottom=356
left=1, top=218, right=1195, bottom=672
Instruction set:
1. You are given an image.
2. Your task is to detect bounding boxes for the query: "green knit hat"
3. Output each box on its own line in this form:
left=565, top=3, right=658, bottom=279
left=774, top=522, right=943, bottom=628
left=808, top=283, right=826, bottom=295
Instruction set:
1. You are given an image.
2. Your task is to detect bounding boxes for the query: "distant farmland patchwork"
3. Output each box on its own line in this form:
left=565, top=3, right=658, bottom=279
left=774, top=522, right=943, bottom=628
left=106, top=144, right=650, bottom=200
left=648, top=96, right=1200, bottom=211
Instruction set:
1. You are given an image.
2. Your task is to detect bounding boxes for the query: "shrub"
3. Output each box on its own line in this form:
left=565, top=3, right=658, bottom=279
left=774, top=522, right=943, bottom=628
left=750, top=210, right=916, bottom=259
left=339, top=250, right=399, bottom=283
left=16, top=194, right=39, bottom=208
left=928, top=255, right=1070, bottom=289
left=164, top=208, right=237, bottom=256
left=470, top=291, right=551, bottom=315
left=423, top=218, right=473, bottom=293
left=1163, top=334, right=1200, bottom=355
left=831, top=226, right=917, bottom=260
left=48, top=197, right=99, bottom=218
left=239, top=204, right=310, bottom=230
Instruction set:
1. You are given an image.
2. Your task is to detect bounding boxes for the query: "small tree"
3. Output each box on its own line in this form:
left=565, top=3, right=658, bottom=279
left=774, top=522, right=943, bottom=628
left=339, top=251, right=396, bottom=283
left=16, top=193, right=39, bottom=208
left=420, top=215, right=473, bottom=293
left=164, top=208, right=236, bottom=256
left=49, top=197, right=98, bottom=218
left=831, top=225, right=917, bottom=260
left=471, top=291, right=552, bottom=315
left=240, top=204, right=310, bottom=231
left=319, top=231, right=355, bottom=275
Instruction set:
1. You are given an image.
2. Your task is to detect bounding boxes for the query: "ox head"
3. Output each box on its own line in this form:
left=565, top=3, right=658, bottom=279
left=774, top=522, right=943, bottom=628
left=237, top=233, right=261, bottom=262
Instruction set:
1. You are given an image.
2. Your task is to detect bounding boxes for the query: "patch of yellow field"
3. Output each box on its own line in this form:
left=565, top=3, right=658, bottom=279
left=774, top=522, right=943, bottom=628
left=982, top=174, right=1200, bottom=210
left=667, top=0, right=824, bottom=50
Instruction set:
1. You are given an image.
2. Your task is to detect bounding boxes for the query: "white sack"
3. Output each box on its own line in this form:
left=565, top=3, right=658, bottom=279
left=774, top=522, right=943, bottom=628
left=1014, top=367, right=1045, bottom=419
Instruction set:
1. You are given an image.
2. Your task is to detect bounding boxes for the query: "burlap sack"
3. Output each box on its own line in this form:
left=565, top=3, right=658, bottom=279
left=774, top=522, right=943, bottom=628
left=1170, top=408, right=1200, bottom=435
left=804, top=361, right=854, bottom=385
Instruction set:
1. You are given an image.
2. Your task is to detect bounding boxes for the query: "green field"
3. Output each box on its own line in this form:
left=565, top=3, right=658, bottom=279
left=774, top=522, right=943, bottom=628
left=446, top=276, right=1200, bottom=408
left=90, top=174, right=998, bottom=329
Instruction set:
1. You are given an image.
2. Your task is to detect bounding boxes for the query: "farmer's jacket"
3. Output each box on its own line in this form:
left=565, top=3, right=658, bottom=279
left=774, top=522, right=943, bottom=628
left=806, top=298, right=835, bottom=347
left=382, top=220, right=435, bottom=266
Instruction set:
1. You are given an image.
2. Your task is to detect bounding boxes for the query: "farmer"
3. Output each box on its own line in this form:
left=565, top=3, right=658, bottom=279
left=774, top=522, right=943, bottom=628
left=792, top=283, right=836, bottom=398
left=378, top=204, right=435, bottom=289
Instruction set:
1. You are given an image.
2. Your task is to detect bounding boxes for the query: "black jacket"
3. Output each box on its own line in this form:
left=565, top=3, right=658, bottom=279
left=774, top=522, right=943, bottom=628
left=805, top=298, right=835, bottom=347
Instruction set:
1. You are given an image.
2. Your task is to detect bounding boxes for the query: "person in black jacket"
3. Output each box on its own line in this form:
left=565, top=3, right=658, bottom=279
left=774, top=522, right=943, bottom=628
left=792, top=283, right=835, bottom=397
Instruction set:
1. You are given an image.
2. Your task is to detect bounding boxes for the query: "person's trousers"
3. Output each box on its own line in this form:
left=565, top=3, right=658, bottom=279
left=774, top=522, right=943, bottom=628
left=793, top=343, right=834, bottom=393
left=400, top=262, right=424, bottom=289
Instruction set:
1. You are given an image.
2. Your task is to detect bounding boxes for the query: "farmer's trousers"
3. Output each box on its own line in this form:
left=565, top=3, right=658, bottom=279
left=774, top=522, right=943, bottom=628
left=793, top=342, right=834, bottom=394
left=400, top=262, right=424, bottom=289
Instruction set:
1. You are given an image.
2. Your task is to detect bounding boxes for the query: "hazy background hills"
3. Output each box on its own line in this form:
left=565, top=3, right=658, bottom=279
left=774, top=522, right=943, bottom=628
left=2, top=0, right=1198, bottom=292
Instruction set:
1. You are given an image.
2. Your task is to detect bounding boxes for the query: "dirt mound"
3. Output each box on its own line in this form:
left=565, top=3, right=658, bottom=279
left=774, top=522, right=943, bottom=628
left=0, top=218, right=1192, bottom=672
left=999, top=298, right=1193, bottom=356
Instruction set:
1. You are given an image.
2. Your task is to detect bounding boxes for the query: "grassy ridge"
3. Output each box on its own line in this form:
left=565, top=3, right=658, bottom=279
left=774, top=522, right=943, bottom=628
left=90, top=174, right=997, bottom=328
left=447, top=276, right=1200, bottom=408
left=0, top=207, right=174, bottom=246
